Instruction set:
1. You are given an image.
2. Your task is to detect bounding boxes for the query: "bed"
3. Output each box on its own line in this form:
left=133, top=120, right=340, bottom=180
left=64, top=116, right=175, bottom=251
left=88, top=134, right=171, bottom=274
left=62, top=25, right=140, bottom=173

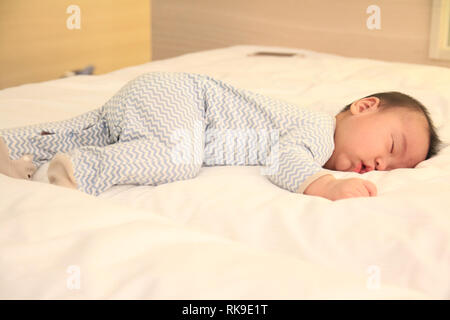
left=1, top=45, right=449, bottom=299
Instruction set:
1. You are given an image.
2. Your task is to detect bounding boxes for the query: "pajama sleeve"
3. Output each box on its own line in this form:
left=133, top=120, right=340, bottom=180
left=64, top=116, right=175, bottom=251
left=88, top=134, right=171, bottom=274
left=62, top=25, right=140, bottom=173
left=264, top=124, right=335, bottom=193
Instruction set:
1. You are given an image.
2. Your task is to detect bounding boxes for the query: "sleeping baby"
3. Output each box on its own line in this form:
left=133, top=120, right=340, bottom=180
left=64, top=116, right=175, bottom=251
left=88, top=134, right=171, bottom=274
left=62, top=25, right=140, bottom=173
left=0, top=72, right=442, bottom=200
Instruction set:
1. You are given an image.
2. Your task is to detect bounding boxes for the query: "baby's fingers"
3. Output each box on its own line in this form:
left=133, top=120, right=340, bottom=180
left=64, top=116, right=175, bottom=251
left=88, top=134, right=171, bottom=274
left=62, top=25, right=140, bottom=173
left=362, top=180, right=377, bottom=197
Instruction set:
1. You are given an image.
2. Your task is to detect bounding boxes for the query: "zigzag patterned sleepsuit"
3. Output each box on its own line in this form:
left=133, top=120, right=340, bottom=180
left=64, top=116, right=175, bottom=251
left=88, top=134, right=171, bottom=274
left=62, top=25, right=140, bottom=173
left=0, top=72, right=335, bottom=196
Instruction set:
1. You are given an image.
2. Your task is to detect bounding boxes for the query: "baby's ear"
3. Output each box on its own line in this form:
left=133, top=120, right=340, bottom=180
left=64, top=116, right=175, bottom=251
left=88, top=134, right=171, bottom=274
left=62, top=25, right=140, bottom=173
left=350, top=97, right=380, bottom=114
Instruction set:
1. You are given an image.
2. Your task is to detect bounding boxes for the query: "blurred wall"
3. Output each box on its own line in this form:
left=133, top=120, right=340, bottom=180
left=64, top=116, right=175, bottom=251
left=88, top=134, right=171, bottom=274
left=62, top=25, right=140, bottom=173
left=153, top=0, right=450, bottom=68
left=0, top=0, right=152, bottom=89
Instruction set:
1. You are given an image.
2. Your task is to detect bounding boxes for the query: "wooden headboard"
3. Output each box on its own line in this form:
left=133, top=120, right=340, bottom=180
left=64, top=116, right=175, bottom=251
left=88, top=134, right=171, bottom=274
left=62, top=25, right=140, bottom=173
left=153, top=0, right=450, bottom=68
left=0, top=0, right=152, bottom=89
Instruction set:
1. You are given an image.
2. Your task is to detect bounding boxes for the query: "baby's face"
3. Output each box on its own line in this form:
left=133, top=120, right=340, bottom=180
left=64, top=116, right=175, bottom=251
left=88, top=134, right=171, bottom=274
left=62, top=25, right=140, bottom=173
left=324, top=97, right=429, bottom=173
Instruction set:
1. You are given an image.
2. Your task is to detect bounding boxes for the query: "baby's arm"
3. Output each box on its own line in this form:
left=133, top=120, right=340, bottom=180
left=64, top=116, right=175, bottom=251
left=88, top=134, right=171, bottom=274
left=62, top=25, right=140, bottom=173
left=303, top=174, right=377, bottom=201
left=265, top=124, right=377, bottom=200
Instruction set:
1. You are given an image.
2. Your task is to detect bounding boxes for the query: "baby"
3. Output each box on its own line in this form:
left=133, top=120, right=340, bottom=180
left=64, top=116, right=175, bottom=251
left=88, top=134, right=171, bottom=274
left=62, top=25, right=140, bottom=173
left=0, top=72, right=442, bottom=200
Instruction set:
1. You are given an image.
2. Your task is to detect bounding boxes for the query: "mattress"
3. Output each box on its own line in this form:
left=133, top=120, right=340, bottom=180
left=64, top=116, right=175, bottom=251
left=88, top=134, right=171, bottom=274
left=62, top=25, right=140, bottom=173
left=1, top=45, right=449, bottom=299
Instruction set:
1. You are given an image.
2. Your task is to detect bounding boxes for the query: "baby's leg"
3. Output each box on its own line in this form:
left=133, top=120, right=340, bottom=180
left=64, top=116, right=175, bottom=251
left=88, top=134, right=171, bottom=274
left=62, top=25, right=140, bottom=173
left=0, top=108, right=109, bottom=181
left=64, top=136, right=204, bottom=196
left=0, top=137, right=36, bottom=179
left=64, top=72, right=206, bottom=195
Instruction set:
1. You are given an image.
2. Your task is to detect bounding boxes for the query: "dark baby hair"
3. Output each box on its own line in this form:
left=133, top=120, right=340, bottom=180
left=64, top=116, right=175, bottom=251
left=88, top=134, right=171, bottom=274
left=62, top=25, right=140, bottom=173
left=339, top=91, right=442, bottom=159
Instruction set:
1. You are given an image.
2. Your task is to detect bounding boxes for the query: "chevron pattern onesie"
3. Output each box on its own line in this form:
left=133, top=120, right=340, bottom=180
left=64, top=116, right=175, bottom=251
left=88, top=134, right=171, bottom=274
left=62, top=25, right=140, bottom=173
left=0, top=72, right=335, bottom=196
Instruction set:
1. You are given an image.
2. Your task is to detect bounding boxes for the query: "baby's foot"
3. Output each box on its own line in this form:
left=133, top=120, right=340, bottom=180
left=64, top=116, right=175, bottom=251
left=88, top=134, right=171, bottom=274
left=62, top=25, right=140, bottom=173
left=0, top=137, right=36, bottom=179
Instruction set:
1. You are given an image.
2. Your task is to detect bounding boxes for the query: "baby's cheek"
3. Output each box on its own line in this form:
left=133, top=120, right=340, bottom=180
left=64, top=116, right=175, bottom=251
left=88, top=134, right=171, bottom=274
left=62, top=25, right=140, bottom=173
left=335, top=153, right=352, bottom=171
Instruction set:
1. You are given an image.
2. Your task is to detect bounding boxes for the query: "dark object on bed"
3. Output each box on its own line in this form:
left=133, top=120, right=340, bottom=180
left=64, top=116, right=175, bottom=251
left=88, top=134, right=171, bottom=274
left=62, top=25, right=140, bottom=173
left=249, top=51, right=303, bottom=57
left=62, top=65, right=95, bottom=78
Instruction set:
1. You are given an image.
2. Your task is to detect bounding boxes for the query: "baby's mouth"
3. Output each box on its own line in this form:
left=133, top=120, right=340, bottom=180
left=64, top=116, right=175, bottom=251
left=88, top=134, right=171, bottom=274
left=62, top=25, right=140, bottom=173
left=360, top=162, right=367, bottom=173
left=352, top=161, right=371, bottom=173
left=352, top=161, right=363, bottom=173
left=359, top=161, right=374, bottom=173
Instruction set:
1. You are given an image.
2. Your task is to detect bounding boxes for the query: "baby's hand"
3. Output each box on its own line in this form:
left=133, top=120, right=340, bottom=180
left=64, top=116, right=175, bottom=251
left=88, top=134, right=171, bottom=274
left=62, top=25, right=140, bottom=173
left=325, top=177, right=377, bottom=200
left=303, top=175, right=377, bottom=201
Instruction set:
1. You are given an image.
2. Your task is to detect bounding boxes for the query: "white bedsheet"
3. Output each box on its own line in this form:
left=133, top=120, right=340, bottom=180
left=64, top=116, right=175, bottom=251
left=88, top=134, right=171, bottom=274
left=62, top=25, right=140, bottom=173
left=1, top=45, right=449, bottom=299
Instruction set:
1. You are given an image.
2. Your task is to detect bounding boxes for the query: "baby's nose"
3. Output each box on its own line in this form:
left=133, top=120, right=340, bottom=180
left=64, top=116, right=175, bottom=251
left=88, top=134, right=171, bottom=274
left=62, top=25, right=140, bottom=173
left=375, top=158, right=387, bottom=170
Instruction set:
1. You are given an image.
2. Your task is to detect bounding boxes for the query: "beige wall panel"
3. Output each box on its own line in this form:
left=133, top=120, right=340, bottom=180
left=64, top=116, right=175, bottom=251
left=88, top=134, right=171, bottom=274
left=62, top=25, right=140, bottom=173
left=153, top=0, right=450, bottom=68
left=0, top=0, right=152, bottom=89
